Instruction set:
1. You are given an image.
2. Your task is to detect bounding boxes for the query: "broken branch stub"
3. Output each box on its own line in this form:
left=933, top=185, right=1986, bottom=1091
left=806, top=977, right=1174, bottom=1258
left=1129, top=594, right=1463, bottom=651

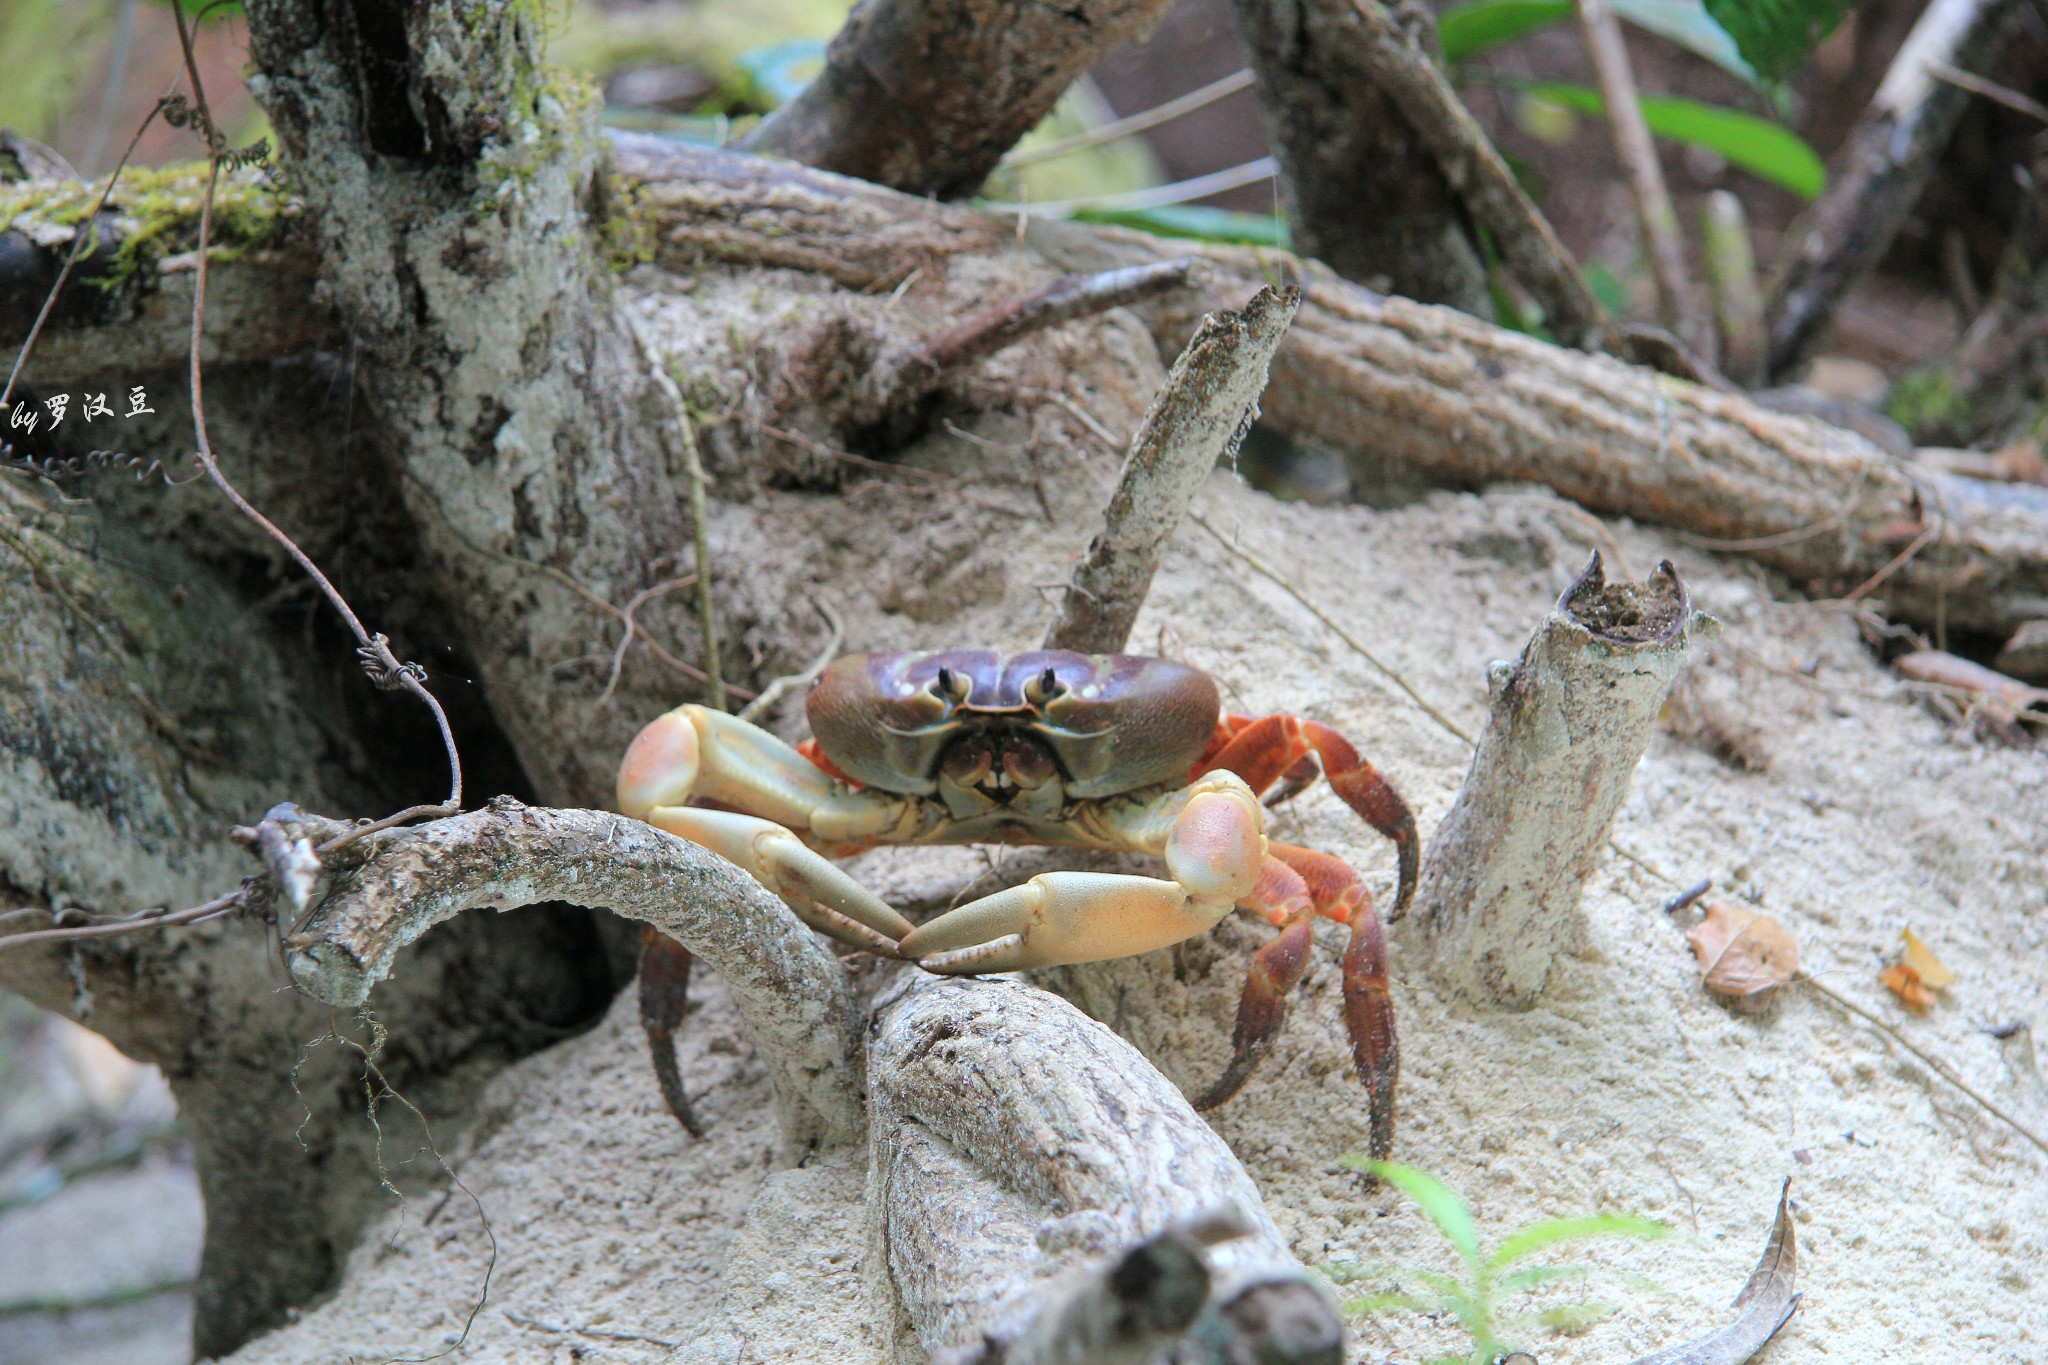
left=871, top=974, right=1342, bottom=1365
left=1045, top=284, right=1299, bottom=655
left=283, top=800, right=864, bottom=1156
left=1420, top=556, right=1701, bottom=1008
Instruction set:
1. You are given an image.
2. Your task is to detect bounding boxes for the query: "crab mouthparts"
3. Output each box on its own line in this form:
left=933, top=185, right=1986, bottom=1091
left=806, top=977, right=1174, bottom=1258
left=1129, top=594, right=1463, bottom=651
left=940, top=733, right=1058, bottom=801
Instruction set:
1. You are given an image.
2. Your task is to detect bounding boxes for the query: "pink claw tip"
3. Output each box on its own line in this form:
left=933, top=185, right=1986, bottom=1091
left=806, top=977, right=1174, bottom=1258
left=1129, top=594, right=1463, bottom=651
left=618, top=710, right=700, bottom=819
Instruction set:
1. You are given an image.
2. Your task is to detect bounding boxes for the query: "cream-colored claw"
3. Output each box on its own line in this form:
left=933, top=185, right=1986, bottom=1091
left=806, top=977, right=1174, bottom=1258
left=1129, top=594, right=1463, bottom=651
left=902, top=870, right=1239, bottom=973
left=637, top=806, right=914, bottom=952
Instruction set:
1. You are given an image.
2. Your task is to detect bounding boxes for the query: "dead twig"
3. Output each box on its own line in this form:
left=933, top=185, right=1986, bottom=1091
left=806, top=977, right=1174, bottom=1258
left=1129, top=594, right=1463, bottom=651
left=1420, top=556, right=1702, bottom=1006
left=170, top=3, right=461, bottom=814
left=1044, top=285, right=1299, bottom=654
left=628, top=311, right=727, bottom=711
left=1576, top=0, right=1703, bottom=354
left=917, top=260, right=1196, bottom=378
left=737, top=598, right=845, bottom=723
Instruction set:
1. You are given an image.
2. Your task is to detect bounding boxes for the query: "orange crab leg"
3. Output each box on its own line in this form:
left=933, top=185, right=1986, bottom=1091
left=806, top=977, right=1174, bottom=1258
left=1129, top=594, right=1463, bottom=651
left=1195, top=714, right=1418, bottom=921
left=1196, top=843, right=1399, bottom=1161
left=637, top=926, right=704, bottom=1137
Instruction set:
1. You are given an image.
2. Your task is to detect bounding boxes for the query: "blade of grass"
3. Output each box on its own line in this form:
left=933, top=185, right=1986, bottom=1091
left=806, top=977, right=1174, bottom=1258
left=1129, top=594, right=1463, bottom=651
left=1492, top=1212, right=1668, bottom=1269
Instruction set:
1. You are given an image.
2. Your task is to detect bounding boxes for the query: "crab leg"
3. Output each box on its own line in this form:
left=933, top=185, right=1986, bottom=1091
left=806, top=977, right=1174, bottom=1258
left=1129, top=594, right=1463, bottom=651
left=902, top=774, right=1266, bottom=973
left=1195, top=843, right=1399, bottom=1161
left=1196, top=714, right=1419, bottom=920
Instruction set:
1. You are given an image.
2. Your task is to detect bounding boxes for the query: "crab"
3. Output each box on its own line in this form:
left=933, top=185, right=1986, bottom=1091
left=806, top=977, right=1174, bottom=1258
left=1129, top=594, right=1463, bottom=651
left=617, top=649, right=1418, bottom=1157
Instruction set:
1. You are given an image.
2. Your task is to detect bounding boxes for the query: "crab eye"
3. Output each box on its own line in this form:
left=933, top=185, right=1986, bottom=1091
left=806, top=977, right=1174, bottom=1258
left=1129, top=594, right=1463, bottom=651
left=1024, top=666, right=1064, bottom=707
left=931, top=666, right=970, bottom=704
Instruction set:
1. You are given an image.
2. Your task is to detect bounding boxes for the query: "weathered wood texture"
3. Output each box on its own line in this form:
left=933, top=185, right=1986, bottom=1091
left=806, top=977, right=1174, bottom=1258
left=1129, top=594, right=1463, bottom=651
left=243, top=2, right=696, bottom=808
left=869, top=973, right=1342, bottom=1364
left=741, top=0, right=1173, bottom=197
left=1045, top=286, right=1298, bottom=655
left=1230, top=0, right=1486, bottom=310
left=1420, top=557, right=1699, bottom=1007
left=286, top=800, right=865, bottom=1155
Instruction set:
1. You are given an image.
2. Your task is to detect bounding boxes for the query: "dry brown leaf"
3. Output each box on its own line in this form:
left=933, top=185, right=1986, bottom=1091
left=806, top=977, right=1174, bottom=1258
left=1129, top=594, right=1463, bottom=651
left=1879, top=963, right=1936, bottom=1014
left=1900, top=928, right=1957, bottom=990
left=1628, top=1179, right=1798, bottom=1365
left=1686, top=901, right=1799, bottom=1013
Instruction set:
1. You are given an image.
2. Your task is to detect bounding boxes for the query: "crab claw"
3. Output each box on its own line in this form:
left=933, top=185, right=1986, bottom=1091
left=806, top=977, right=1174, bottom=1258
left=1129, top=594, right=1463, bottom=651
left=903, top=871, right=1236, bottom=974
left=618, top=709, right=701, bottom=822
left=635, top=805, right=914, bottom=955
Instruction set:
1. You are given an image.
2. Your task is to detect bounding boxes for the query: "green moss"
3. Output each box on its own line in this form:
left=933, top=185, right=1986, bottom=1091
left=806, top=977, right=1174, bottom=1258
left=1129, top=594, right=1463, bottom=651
left=0, top=163, right=291, bottom=293
left=598, top=172, right=658, bottom=272
left=1885, top=367, right=1965, bottom=438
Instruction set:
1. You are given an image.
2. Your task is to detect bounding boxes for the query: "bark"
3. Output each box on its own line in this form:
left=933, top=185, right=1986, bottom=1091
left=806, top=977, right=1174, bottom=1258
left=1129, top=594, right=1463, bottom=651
left=1764, top=0, right=2027, bottom=380
left=0, top=472, right=615, bottom=1357
left=869, top=974, right=1341, bottom=1365
left=1338, top=0, right=1604, bottom=348
left=283, top=801, right=865, bottom=1156
left=242, top=0, right=698, bottom=809
left=1045, top=285, right=1298, bottom=654
left=1420, top=556, right=1700, bottom=1007
left=1230, top=0, right=1487, bottom=310
left=741, top=0, right=1174, bottom=198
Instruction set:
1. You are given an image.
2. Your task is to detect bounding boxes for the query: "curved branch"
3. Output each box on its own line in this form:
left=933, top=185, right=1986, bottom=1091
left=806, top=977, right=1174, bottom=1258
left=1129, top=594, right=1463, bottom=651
left=286, top=800, right=865, bottom=1156
left=740, top=0, right=1175, bottom=197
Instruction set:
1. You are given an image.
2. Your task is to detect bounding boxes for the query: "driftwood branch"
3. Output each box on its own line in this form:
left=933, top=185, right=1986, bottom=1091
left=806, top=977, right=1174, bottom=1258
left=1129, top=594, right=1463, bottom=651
left=1045, top=285, right=1299, bottom=654
left=1027, top=226, right=2048, bottom=635
left=1764, top=0, right=2025, bottom=379
left=870, top=974, right=1342, bottom=1365
left=1231, top=0, right=1485, bottom=309
left=284, top=799, right=864, bottom=1155
left=740, top=0, right=1173, bottom=197
left=1343, top=0, right=1604, bottom=348
left=1420, top=557, right=1700, bottom=1007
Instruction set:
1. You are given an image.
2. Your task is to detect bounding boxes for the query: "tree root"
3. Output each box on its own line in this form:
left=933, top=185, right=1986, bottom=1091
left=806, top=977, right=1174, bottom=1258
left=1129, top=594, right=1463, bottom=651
left=283, top=799, right=865, bottom=1156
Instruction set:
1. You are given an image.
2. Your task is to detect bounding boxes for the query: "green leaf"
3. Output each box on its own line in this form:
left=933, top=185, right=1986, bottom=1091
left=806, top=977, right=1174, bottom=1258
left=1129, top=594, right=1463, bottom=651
left=1703, top=0, right=1858, bottom=84
left=1342, top=1290, right=1440, bottom=1316
left=1498, top=1263, right=1664, bottom=1294
left=1069, top=205, right=1289, bottom=247
left=1524, top=83, right=1825, bottom=198
left=1611, top=0, right=1758, bottom=83
left=150, top=0, right=246, bottom=16
left=1343, top=1158, right=1485, bottom=1273
left=1440, top=0, right=1754, bottom=81
left=1583, top=260, right=1630, bottom=314
left=1439, top=0, right=1572, bottom=63
left=1535, top=1299, right=1619, bottom=1331
left=1490, top=1212, right=1668, bottom=1269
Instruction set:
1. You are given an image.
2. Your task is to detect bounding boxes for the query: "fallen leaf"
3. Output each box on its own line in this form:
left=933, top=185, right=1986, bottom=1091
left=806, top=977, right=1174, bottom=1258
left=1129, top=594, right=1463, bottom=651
left=1879, top=963, right=1936, bottom=1014
left=1627, top=1179, right=1799, bottom=1365
left=1686, top=901, right=1799, bottom=1013
left=1899, top=929, right=1956, bottom=990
